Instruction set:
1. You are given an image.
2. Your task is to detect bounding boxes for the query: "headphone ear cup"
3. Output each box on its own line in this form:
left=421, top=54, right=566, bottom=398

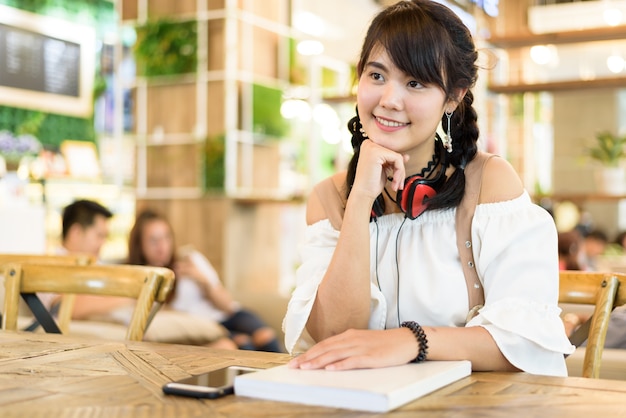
left=398, top=176, right=418, bottom=214
left=371, top=197, right=384, bottom=219
left=397, top=177, right=438, bottom=219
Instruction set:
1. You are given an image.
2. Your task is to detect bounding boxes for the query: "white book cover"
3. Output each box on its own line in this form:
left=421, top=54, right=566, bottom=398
left=234, top=360, right=471, bottom=412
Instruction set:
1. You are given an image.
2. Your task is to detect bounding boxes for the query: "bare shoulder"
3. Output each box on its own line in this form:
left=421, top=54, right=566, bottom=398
left=306, top=171, right=348, bottom=226
left=478, top=155, right=524, bottom=204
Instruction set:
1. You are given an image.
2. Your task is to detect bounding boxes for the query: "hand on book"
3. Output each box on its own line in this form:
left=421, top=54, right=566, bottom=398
left=288, top=327, right=418, bottom=371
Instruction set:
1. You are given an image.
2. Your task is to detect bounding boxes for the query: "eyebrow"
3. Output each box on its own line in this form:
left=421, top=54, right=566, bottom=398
left=364, top=61, right=388, bottom=72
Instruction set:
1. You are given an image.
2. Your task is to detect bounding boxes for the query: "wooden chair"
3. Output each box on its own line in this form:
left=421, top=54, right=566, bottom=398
left=1, top=262, right=175, bottom=341
left=0, top=253, right=95, bottom=266
left=559, top=270, right=626, bottom=378
left=0, top=253, right=97, bottom=332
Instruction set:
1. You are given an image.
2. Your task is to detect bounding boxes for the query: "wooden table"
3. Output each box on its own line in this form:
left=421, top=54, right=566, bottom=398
left=1, top=331, right=626, bottom=417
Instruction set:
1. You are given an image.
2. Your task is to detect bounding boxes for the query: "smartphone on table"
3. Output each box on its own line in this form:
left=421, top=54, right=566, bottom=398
left=162, top=365, right=260, bottom=399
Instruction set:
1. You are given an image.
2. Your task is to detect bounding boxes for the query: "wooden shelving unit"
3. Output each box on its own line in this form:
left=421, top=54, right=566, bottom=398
left=117, top=0, right=305, bottom=303
left=487, top=24, right=626, bottom=48
left=489, top=76, right=626, bottom=93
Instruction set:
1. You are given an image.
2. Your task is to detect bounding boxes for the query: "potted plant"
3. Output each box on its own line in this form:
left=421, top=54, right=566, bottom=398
left=0, top=130, right=42, bottom=174
left=586, top=130, right=626, bottom=195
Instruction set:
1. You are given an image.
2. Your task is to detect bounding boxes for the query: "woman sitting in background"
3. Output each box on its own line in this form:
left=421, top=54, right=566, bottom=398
left=127, top=209, right=283, bottom=352
left=558, top=230, right=583, bottom=271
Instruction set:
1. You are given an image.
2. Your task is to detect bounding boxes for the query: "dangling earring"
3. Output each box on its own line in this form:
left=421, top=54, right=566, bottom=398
left=443, top=110, right=453, bottom=153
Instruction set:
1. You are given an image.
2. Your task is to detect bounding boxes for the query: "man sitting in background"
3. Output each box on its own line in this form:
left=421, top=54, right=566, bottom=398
left=53, top=199, right=131, bottom=318
left=61, top=199, right=112, bottom=261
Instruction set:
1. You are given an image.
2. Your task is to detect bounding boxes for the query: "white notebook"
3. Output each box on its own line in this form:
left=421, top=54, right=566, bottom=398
left=234, top=360, right=471, bottom=413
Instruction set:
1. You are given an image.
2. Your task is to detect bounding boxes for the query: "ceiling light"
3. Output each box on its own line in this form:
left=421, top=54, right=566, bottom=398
left=604, top=8, right=623, bottom=27
left=321, top=126, right=342, bottom=145
left=297, top=40, right=324, bottom=56
left=280, top=99, right=311, bottom=121
left=607, top=55, right=625, bottom=74
left=293, top=11, right=326, bottom=37
left=313, top=103, right=339, bottom=127
left=530, top=45, right=555, bottom=65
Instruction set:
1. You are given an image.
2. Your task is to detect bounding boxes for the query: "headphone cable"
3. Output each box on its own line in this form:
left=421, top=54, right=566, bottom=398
left=395, top=216, right=407, bottom=327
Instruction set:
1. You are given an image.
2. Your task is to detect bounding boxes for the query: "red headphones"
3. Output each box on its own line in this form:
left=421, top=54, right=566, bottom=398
left=371, top=171, right=446, bottom=220
left=371, top=142, right=448, bottom=220
left=396, top=174, right=444, bottom=219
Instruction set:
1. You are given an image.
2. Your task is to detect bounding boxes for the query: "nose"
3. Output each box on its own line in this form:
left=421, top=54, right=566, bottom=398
left=379, top=81, right=403, bottom=110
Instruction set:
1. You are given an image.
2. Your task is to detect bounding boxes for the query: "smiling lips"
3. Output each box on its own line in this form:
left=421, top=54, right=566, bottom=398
left=375, top=116, right=408, bottom=131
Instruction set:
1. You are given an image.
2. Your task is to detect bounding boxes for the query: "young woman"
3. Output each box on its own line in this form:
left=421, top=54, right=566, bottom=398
left=285, top=0, right=574, bottom=375
left=128, top=209, right=283, bottom=352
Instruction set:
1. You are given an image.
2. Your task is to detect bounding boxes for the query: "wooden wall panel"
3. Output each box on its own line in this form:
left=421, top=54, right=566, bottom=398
left=207, top=0, right=225, bottom=10
left=247, top=27, right=279, bottom=78
left=206, top=81, right=225, bottom=137
left=225, top=202, right=283, bottom=294
left=236, top=142, right=281, bottom=190
left=146, top=143, right=203, bottom=188
left=121, top=0, right=138, bottom=21
left=207, top=19, right=225, bottom=71
left=489, top=0, right=534, bottom=38
left=122, top=0, right=226, bottom=20
left=147, top=0, right=197, bottom=17
left=146, top=84, right=196, bottom=134
left=241, top=0, right=285, bottom=23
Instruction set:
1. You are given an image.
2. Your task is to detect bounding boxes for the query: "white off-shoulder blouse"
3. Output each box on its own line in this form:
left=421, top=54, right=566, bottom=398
left=283, top=190, right=575, bottom=376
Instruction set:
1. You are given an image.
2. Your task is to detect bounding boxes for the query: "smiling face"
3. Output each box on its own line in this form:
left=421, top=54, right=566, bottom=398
left=357, top=47, right=450, bottom=167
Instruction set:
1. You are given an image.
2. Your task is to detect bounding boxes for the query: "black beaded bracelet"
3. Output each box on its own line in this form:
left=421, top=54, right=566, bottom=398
left=401, top=321, right=429, bottom=363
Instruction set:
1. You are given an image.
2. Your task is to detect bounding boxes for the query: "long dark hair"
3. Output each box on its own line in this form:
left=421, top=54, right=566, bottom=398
left=346, top=0, right=479, bottom=213
left=127, top=209, right=178, bottom=302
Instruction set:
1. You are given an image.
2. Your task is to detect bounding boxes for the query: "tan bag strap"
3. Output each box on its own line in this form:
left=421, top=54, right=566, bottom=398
left=313, top=174, right=348, bottom=231
left=456, top=152, right=494, bottom=321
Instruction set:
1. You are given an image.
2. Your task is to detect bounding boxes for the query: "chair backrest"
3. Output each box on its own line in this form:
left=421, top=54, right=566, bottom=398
left=1, top=262, right=175, bottom=341
left=0, top=253, right=96, bottom=332
left=559, top=270, right=626, bottom=378
left=0, top=253, right=96, bottom=266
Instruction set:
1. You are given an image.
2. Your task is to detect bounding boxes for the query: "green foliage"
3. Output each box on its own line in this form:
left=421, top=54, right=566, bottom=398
left=134, top=19, right=197, bottom=77
left=586, top=131, right=626, bottom=167
left=204, top=135, right=225, bottom=191
left=0, top=0, right=50, bottom=12
left=15, top=112, right=46, bottom=136
left=0, top=106, right=94, bottom=149
left=252, top=84, right=287, bottom=138
left=0, top=0, right=115, bottom=31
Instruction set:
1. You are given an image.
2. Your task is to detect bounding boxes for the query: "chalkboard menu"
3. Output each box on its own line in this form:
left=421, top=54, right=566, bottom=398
left=0, top=22, right=81, bottom=98
left=0, top=5, right=94, bottom=117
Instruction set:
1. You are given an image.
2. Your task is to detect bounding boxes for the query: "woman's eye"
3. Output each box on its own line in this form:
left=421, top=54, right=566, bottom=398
left=370, top=72, right=384, bottom=81
left=408, top=80, right=423, bottom=89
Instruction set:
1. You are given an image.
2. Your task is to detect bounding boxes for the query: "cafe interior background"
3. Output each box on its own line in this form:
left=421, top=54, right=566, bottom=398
left=0, top=0, right=625, bottom=337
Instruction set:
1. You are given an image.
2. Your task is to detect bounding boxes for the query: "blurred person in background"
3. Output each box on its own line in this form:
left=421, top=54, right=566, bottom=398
left=558, top=230, right=583, bottom=271
left=54, top=199, right=131, bottom=319
left=127, top=209, right=283, bottom=352
left=579, top=228, right=608, bottom=271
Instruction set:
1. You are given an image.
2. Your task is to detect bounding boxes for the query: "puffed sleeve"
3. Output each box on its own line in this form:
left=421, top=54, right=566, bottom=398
left=282, top=220, right=337, bottom=354
left=467, top=192, right=575, bottom=376
left=282, top=220, right=387, bottom=354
